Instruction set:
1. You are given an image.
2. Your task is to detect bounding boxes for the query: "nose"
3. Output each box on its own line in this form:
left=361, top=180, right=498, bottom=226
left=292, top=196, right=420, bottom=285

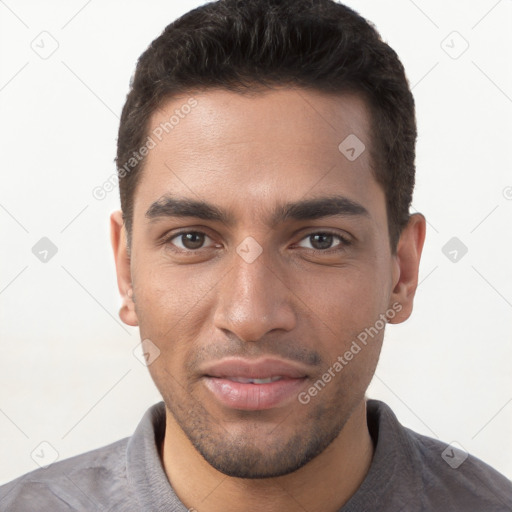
left=212, top=245, right=297, bottom=342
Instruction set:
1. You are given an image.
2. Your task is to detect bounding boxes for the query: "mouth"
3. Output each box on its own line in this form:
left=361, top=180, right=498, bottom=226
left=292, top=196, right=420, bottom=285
left=221, top=376, right=284, bottom=384
left=200, top=357, right=309, bottom=411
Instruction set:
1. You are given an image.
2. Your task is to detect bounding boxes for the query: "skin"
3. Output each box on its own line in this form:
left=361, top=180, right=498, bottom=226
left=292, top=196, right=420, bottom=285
left=111, top=87, right=426, bottom=512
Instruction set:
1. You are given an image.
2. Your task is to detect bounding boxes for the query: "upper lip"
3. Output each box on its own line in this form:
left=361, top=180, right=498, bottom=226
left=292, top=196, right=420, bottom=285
left=201, top=357, right=308, bottom=379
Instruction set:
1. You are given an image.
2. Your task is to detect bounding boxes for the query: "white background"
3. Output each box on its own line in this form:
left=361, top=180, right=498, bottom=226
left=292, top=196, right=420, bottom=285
left=1, top=0, right=511, bottom=486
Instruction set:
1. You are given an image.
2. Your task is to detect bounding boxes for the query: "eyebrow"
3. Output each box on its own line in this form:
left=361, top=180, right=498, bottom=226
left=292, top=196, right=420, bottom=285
left=145, top=194, right=369, bottom=227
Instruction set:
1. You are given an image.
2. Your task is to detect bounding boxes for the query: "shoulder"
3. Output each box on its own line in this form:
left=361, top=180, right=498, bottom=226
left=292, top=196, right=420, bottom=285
left=403, top=421, right=512, bottom=510
left=0, top=437, right=134, bottom=512
left=367, top=399, right=512, bottom=511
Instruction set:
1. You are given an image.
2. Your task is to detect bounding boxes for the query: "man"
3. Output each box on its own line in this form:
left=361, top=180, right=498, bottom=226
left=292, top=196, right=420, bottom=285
left=1, top=0, right=511, bottom=510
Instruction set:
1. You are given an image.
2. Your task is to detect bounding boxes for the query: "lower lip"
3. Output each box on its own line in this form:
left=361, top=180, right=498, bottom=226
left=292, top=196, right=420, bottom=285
left=203, top=377, right=307, bottom=410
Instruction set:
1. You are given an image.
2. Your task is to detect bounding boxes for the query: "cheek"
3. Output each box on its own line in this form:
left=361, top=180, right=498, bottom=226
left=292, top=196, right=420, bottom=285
left=134, top=261, right=213, bottom=324
left=132, top=263, right=218, bottom=375
left=300, top=263, right=388, bottom=321
left=297, top=264, right=390, bottom=369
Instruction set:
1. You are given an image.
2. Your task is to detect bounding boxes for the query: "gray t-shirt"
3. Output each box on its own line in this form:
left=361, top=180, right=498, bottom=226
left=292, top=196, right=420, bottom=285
left=1, top=399, right=511, bottom=511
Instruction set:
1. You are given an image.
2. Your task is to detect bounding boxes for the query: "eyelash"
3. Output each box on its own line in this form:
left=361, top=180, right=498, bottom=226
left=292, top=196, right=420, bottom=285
left=161, top=229, right=352, bottom=254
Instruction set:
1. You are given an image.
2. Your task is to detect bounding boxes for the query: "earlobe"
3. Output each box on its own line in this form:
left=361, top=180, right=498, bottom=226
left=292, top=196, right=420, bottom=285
left=119, top=287, right=138, bottom=327
left=110, top=210, right=139, bottom=327
left=388, top=213, right=426, bottom=324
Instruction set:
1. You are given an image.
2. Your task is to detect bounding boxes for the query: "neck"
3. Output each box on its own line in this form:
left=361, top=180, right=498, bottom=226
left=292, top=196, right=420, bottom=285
left=160, top=399, right=374, bottom=512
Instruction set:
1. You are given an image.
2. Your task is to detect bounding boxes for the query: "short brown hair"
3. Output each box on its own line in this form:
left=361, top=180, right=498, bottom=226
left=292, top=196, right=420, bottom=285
left=116, top=0, right=416, bottom=252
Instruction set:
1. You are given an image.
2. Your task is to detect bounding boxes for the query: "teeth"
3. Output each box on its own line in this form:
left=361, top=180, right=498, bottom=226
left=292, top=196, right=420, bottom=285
left=228, top=376, right=283, bottom=384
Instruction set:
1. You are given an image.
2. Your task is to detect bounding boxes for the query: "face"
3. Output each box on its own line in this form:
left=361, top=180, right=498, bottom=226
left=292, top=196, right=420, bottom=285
left=112, top=87, right=419, bottom=478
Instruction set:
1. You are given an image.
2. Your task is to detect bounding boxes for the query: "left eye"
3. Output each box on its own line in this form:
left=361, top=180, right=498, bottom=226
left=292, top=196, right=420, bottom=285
left=297, top=232, right=349, bottom=251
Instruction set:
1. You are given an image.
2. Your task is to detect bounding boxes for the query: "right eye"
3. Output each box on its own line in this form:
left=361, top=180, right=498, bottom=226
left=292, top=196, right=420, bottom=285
left=162, top=231, right=219, bottom=252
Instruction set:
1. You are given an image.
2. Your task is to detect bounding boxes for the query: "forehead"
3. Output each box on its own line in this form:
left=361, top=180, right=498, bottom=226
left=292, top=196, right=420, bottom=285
left=133, top=87, right=385, bottom=226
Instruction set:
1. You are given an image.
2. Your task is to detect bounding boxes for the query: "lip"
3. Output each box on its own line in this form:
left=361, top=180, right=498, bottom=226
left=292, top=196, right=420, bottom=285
left=201, top=357, right=309, bottom=411
left=203, top=376, right=307, bottom=410
left=201, top=357, right=309, bottom=380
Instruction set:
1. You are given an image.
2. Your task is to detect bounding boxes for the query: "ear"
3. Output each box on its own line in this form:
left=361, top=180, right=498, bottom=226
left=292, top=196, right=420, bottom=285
left=110, top=210, right=139, bottom=326
left=388, top=213, right=426, bottom=324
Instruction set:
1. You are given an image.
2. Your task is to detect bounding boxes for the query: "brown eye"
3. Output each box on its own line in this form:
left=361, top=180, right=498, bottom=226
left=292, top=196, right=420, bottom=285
left=309, top=233, right=336, bottom=250
left=298, top=231, right=349, bottom=251
left=168, top=231, right=212, bottom=251
left=181, top=232, right=205, bottom=249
